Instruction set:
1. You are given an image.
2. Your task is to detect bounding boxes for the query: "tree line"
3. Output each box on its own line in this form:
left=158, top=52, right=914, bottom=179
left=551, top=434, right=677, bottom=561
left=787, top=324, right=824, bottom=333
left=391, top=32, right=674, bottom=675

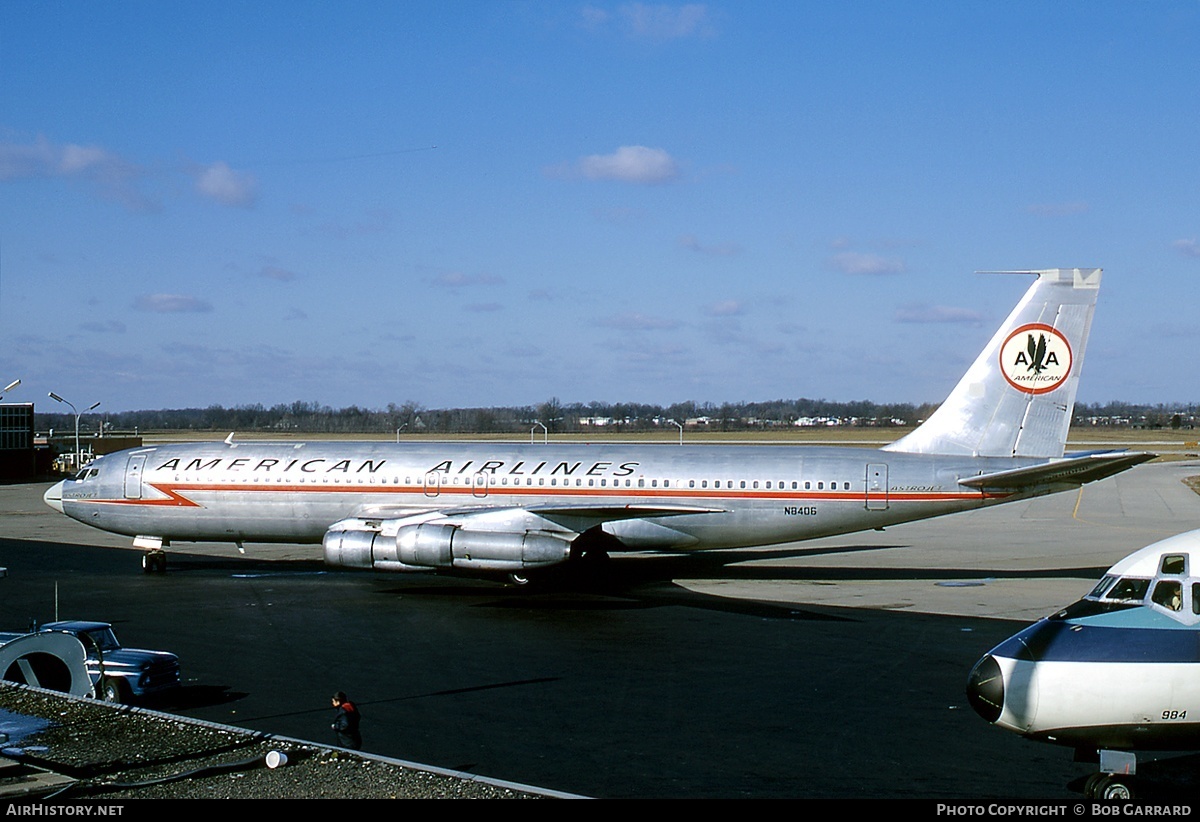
left=33, top=398, right=1198, bottom=436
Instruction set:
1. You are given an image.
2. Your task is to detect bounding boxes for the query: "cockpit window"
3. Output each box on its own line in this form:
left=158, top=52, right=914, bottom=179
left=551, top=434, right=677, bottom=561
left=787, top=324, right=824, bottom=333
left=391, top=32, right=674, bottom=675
left=1152, top=580, right=1183, bottom=611
left=1105, top=577, right=1150, bottom=602
left=1160, top=554, right=1187, bottom=576
left=72, top=468, right=99, bottom=481
left=1088, top=575, right=1118, bottom=599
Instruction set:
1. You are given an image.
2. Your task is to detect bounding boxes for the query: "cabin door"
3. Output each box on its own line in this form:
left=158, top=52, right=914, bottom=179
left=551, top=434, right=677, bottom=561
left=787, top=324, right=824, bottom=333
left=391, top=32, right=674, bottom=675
left=865, top=463, right=889, bottom=510
left=124, top=454, right=147, bottom=499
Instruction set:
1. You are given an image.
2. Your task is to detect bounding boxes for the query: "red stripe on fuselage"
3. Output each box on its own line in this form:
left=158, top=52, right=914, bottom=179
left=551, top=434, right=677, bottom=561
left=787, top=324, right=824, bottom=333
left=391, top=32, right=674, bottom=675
left=76, top=481, right=1009, bottom=508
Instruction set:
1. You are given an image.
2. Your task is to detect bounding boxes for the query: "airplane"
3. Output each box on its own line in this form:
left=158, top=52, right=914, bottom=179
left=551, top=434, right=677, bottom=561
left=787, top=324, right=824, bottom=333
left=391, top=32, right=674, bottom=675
left=44, top=267, right=1152, bottom=582
left=966, top=528, right=1200, bottom=800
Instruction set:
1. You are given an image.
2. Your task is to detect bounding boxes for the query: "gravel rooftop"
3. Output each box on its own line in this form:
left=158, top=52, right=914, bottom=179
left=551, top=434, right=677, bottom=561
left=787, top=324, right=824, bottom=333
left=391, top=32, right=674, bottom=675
left=0, top=683, right=562, bottom=799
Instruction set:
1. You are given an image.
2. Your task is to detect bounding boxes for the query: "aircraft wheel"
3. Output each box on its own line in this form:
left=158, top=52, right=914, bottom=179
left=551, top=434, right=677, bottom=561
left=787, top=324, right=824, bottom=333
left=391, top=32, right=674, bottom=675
left=1097, top=775, right=1134, bottom=800
left=99, top=677, right=130, bottom=704
left=142, top=551, right=166, bottom=574
left=507, top=571, right=533, bottom=586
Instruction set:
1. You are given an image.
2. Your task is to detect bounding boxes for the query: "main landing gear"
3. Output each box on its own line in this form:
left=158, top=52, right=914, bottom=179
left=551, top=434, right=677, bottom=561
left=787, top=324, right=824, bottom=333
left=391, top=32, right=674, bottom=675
left=1083, top=771, right=1136, bottom=800
left=1081, top=749, right=1138, bottom=799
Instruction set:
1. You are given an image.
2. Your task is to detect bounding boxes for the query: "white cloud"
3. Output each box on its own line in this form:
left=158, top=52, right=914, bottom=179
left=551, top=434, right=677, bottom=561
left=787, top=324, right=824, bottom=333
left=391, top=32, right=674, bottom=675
left=597, top=311, right=680, bottom=330
left=579, top=145, right=680, bottom=184
left=80, top=320, right=127, bottom=334
left=679, top=234, right=741, bottom=256
left=260, top=265, right=299, bottom=282
left=580, top=6, right=610, bottom=29
left=0, top=134, right=150, bottom=210
left=1172, top=239, right=1200, bottom=258
left=194, top=161, right=258, bottom=207
left=431, top=270, right=506, bottom=288
left=134, top=294, right=214, bottom=313
left=827, top=251, right=904, bottom=276
left=619, top=3, right=714, bottom=40
left=1026, top=201, right=1089, bottom=217
left=705, top=299, right=743, bottom=317
left=895, top=304, right=984, bottom=325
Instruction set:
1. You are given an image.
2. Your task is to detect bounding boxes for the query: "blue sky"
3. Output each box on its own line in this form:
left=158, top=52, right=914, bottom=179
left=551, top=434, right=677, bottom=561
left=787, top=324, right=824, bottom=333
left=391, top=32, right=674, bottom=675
left=2, top=2, right=1198, bottom=413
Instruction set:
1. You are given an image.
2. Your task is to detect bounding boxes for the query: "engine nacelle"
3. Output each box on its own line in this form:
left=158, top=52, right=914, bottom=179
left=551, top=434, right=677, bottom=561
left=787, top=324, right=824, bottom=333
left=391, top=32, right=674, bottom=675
left=323, top=519, right=574, bottom=573
left=396, top=523, right=572, bottom=571
left=323, top=528, right=430, bottom=572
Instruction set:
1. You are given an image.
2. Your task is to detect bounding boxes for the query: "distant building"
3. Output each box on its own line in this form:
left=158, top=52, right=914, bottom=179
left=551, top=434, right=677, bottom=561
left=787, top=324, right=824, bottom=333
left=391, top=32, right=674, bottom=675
left=0, top=403, right=36, bottom=482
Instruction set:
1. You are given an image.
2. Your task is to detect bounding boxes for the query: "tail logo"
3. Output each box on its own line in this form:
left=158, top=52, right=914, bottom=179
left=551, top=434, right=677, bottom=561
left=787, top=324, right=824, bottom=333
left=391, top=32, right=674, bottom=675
left=999, top=323, right=1073, bottom=395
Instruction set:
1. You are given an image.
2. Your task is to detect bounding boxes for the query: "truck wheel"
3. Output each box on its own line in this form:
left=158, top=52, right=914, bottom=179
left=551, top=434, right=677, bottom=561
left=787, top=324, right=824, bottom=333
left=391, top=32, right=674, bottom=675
left=100, top=677, right=129, bottom=704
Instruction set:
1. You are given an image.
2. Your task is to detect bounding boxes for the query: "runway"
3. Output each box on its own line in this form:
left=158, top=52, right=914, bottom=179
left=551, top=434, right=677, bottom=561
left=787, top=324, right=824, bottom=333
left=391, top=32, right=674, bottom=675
left=2, top=459, right=1198, bottom=798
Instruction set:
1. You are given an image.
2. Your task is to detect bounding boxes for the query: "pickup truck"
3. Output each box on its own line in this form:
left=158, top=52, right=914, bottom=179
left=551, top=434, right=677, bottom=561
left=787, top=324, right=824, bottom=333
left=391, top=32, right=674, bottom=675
left=0, top=620, right=181, bottom=704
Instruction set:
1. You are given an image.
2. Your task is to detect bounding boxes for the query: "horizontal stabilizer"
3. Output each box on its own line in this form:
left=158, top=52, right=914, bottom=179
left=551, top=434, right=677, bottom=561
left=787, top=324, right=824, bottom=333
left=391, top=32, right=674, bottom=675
left=958, top=451, right=1156, bottom=491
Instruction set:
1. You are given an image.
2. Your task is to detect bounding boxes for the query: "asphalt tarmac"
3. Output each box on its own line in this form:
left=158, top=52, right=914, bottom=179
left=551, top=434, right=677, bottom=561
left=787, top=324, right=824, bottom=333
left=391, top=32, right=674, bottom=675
left=2, top=459, right=1199, bottom=799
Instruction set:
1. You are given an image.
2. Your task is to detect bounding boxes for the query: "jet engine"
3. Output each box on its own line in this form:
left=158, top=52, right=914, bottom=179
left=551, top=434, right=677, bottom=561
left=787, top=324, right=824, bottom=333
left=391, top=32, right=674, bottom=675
left=323, top=516, right=574, bottom=573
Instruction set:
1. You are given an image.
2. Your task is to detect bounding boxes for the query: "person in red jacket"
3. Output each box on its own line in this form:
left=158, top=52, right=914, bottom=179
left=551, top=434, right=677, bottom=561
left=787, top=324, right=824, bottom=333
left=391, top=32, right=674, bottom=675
left=331, top=691, right=362, bottom=750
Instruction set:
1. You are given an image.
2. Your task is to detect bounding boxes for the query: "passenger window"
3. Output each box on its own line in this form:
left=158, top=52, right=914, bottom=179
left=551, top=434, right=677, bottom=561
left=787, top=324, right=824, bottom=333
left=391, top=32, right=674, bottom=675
left=1194, top=583, right=1200, bottom=616
left=1161, top=555, right=1187, bottom=576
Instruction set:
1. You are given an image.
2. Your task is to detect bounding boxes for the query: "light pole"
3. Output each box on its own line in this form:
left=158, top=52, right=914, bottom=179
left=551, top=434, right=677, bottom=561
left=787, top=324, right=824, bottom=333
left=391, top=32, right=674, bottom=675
left=49, top=392, right=100, bottom=470
left=0, top=378, right=19, bottom=400
left=670, top=419, right=684, bottom=445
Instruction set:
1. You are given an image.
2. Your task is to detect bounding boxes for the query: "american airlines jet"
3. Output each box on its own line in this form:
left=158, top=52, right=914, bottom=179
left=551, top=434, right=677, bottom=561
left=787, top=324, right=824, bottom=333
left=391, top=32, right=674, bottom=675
left=45, top=268, right=1151, bottom=582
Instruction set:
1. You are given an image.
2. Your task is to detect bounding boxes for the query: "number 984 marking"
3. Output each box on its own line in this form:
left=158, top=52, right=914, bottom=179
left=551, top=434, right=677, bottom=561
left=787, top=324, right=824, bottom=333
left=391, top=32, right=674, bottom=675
left=1162, top=710, right=1188, bottom=720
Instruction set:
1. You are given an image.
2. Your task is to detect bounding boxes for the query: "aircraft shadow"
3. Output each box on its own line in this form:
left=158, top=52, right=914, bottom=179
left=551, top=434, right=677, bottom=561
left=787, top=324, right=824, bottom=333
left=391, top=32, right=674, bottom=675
left=369, top=542, right=1107, bottom=621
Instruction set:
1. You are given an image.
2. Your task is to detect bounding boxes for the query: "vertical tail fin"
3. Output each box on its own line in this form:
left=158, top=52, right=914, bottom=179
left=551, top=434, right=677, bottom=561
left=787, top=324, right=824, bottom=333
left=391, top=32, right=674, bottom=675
left=884, top=268, right=1101, bottom=458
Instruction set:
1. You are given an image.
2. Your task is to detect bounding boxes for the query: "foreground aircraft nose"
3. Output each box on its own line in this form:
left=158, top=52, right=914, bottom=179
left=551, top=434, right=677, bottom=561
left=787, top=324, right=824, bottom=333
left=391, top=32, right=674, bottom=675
left=44, top=481, right=65, bottom=513
left=966, top=654, right=1004, bottom=723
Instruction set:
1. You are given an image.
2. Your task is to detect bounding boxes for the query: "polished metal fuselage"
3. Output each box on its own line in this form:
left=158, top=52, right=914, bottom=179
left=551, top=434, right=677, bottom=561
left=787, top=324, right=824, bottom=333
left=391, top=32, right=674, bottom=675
left=52, top=439, right=1043, bottom=550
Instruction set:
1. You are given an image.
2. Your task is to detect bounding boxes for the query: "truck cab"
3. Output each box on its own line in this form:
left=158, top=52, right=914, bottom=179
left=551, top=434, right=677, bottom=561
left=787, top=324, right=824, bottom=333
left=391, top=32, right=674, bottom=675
left=37, top=620, right=181, bottom=703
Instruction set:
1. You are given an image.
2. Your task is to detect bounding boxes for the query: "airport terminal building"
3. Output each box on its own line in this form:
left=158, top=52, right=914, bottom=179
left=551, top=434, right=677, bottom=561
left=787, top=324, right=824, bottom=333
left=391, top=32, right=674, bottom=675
left=0, top=403, right=35, bottom=482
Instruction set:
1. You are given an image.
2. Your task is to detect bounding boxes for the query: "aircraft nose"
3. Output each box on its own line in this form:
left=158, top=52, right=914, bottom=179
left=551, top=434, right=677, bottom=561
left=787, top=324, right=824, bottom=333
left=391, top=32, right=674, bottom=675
left=966, top=654, right=1004, bottom=723
left=44, top=481, right=65, bottom=513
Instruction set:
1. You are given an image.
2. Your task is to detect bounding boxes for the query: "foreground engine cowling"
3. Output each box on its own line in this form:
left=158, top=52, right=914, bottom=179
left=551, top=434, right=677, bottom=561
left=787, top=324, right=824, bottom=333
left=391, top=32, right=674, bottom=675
left=323, top=519, right=574, bottom=573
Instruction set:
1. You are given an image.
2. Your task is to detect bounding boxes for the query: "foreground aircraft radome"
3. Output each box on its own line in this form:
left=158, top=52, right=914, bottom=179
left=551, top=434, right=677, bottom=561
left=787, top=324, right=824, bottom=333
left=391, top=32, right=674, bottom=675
left=45, top=268, right=1152, bottom=580
left=967, top=529, right=1200, bottom=800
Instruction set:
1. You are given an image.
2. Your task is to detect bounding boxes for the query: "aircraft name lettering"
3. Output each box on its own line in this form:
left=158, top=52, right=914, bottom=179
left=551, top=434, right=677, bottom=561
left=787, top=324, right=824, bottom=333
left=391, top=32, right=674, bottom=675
left=783, top=506, right=818, bottom=516
left=155, top=457, right=387, bottom=474
left=426, top=460, right=639, bottom=477
left=891, top=485, right=943, bottom=492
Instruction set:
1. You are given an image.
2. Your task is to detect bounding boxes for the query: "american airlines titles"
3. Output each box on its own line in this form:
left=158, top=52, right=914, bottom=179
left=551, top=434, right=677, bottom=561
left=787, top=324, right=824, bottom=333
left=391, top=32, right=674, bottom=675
left=154, top=457, right=641, bottom=478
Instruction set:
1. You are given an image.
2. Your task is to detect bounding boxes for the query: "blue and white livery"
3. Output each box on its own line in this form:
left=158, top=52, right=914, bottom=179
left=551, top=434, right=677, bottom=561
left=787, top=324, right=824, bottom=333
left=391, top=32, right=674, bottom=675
left=967, top=529, right=1200, bottom=799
